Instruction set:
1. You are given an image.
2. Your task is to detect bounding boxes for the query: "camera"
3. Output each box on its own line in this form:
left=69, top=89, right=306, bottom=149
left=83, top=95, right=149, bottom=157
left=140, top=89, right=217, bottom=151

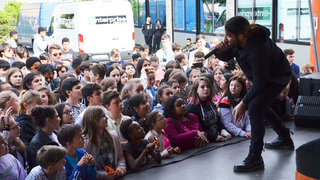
left=156, top=24, right=160, bottom=28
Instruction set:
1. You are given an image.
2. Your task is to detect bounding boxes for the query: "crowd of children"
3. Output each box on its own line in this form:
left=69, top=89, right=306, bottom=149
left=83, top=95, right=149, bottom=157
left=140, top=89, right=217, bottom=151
left=0, top=29, right=313, bottom=179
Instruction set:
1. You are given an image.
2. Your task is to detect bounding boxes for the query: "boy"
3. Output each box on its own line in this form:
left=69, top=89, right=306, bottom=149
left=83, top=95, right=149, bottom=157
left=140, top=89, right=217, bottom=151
left=39, top=52, right=52, bottom=64
left=38, top=64, right=55, bottom=91
left=61, top=37, right=75, bottom=61
left=156, top=34, right=174, bottom=70
left=120, top=119, right=161, bottom=171
left=33, top=27, right=49, bottom=57
left=189, top=34, right=209, bottom=68
left=0, top=43, right=16, bottom=66
left=57, top=124, right=96, bottom=180
left=139, top=44, right=150, bottom=59
left=132, top=53, right=141, bottom=67
left=0, top=60, right=10, bottom=82
left=106, top=48, right=125, bottom=69
left=301, top=63, right=314, bottom=76
left=89, top=63, right=106, bottom=86
left=186, top=51, right=212, bottom=77
left=102, top=91, right=131, bottom=145
left=172, top=42, right=182, bottom=57
left=284, top=49, right=300, bottom=78
left=79, top=61, right=92, bottom=86
left=71, top=58, right=83, bottom=80
left=26, top=145, right=67, bottom=180
left=75, top=83, right=107, bottom=126
left=61, top=78, right=86, bottom=121
left=26, top=57, right=41, bottom=73
left=49, top=43, right=73, bottom=70
left=5, top=30, right=18, bottom=48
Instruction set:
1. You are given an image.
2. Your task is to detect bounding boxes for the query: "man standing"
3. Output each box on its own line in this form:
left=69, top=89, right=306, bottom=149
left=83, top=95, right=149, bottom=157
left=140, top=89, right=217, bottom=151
left=215, top=16, right=294, bottom=172
left=5, top=31, right=18, bottom=48
left=141, top=16, right=154, bottom=55
left=33, top=27, right=49, bottom=58
left=61, top=37, right=75, bottom=61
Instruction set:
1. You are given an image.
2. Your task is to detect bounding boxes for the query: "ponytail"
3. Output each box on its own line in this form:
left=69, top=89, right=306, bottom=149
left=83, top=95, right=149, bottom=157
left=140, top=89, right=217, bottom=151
left=18, top=90, right=41, bottom=115
left=248, top=22, right=259, bottom=37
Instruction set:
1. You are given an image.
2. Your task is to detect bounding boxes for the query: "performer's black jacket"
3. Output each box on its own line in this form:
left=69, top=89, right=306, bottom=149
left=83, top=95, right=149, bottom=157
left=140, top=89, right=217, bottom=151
left=216, top=25, right=292, bottom=105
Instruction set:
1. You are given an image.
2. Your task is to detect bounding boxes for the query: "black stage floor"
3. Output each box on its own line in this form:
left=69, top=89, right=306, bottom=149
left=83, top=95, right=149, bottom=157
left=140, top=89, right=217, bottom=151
left=121, top=120, right=320, bottom=180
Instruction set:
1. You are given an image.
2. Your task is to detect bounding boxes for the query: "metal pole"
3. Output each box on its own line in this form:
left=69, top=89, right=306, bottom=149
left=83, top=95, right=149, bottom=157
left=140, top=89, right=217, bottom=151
left=196, top=0, right=201, bottom=35
left=308, top=0, right=320, bottom=72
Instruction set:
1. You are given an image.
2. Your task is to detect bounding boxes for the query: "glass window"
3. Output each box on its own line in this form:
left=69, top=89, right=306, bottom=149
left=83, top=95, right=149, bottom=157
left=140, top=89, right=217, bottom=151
left=149, top=1, right=158, bottom=25
left=213, top=0, right=226, bottom=33
left=138, top=0, right=146, bottom=26
left=237, top=0, right=253, bottom=21
left=185, top=0, right=196, bottom=31
left=174, top=0, right=184, bottom=30
left=202, top=0, right=213, bottom=33
left=255, top=0, right=272, bottom=35
left=277, top=0, right=298, bottom=41
left=158, top=0, right=166, bottom=27
left=299, top=0, right=310, bottom=41
left=131, top=0, right=139, bottom=25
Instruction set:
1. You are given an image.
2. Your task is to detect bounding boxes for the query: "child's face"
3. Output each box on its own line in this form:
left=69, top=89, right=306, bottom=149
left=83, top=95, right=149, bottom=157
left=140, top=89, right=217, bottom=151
left=180, top=82, right=187, bottom=92
left=0, top=68, right=8, bottom=78
left=107, top=96, right=123, bottom=114
left=214, top=70, right=223, bottom=84
left=107, top=82, right=118, bottom=92
left=2, top=48, right=13, bottom=58
left=242, top=76, right=252, bottom=90
left=196, top=38, right=206, bottom=49
left=133, top=57, right=140, bottom=66
left=43, top=73, right=54, bottom=83
left=302, top=68, right=313, bottom=74
left=51, top=111, right=61, bottom=131
left=129, top=121, right=145, bottom=140
left=125, top=65, right=136, bottom=76
left=111, top=54, right=121, bottom=63
left=0, top=134, right=9, bottom=157
left=135, top=97, right=150, bottom=117
left=150, top=61, right=159, bottom=71
left=50, top=49, right=62, bottom=64
left=90, top=89, right=102, bottom=106
left=174, top=98, right=187, bottom=117
left=219, top=76, right=227, bottom=90
left=171, top=82, right=180, bottom=96
left=190, top=73, right=200, bottom=84
left=39, top=90, right=49, bottom=106
left=140, top=49, right=149, bottom=58
left=147, top=73, right=155, bottom=88
left=69, top=83, right=83, bottom=100
left=89, top=70, right=98, bottom=83
left=159, top=88, right=173, bottom=105
left=141, top=60, right=150, bottom=73
left=10, top=71, right=23, bottom=87
left=110, top=69, right=120, bottom=84
left=231, top=67, right=239, bottom=75
left=278, top=89, right=289, bottom=101
left=161, top=39, right=171, bottom=49
left=197, top=80, right=210, bottom=101
left=98, top=113, right=108, bottom=130
left=229, top=80, right=242, bottom=98
left=129, top=82, right=144, bottom=96
left=286, top=54, right=295, bottom=65
left=58, top=67, right=67, bottom=78
left=153, top=113, right=167, bottom=129
left=62, top=42, right=69, bottom=51
left=83, top=69, right=90, bottom=78
left=121, top=73, right=128, bottom=84
left=70, top=131, right=85, bottom=149
left=28, top=75, right=43, bottom=90
left=29, top=62, right=41, bottom=73
left=52, top=158, right=66, bottom=172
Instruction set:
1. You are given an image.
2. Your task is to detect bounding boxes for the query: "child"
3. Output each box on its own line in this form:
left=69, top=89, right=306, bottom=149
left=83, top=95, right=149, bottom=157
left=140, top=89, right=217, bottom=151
left=175, top=54, right=188, bottom=72
left=89, top=63, right=106, bottom=86
left=39, top=52, right=52, bottom=64
left=103, top=91, right=131, bottom=145
left=144, top=111, right=181, bottom=158
left=271, top=84, right=293, bottom=121
left=231, top=64, right=240, bottom=75
left=26, top=57, right=41, bottom=73
left=38, top=64, right=55, bottom=91
left=121, top=78, right=145, bottom=115
left=188, top=34, right=209, bottom=67
left=189, top=69, right=201, bottom=86
left=135, top=58, right=150, bottom=78
left=26, top=145, right=66, bottom=180
left=301, top=63, right=315, bottom=76
left=61, top=78, right=86, bottom=121
left=150, top=56, right=165, bottom=86
left=219, top=76, right=251, bottom=137
left=57, top=124, right=97, bottom=180
left=172, top=42, right=182, bottom=57
left=82, top=106, right=126, bottom=179
left=27, top=106, right=62, bottom=170
left=61, top=37, right=75, bottom=61
left=6, top=68, right=23, bottom=93
left=0, top=43, right=16, bottom=66
left=284, top=48, right=300, bottom=78
left=132, top=53, right=141, bottom=67
left=140, top=67, right=156, bottom=110
left=16, top=90, right=42, bottom=145
left=55, top=103, right=74, bottom=125
left=164, top=96, right=208, bottom=150
left=106, top=48, right=125, bottom=69
left=169, top=72, right=188, bottom=94
left=11, top=61, right=28, bottom=76
left=139, top=44, right=150, bottom=59
left=187, top=77, right=231, bottom=142
left=34, top=85, right=58, bottom=105
left=214, top=73, right=233, bottom=105
left=0, top=132, right=27, bottom=180
left=0, top=60, right=10, bottom=82
left=120, top=71, right=129, bottom=85
left=167, top=79, right=180, bottom=96
left=79, top=61, right=92, bottom=86
left=23, top=72, right=43, bottom=90
left=123, top=62, right=136, bottom=80
left=106, top=66, right=123, bottom=92
left=212, top=66, right=225, bottom=91
left=120, top=119, right=161, bottom=171
left=153, top=85, right=173, bottom=114
left=126, top=94, right=150, bottom=122
left=14, top=46, right=28, bottom=62
left=156, top=34, right=174, bottom=69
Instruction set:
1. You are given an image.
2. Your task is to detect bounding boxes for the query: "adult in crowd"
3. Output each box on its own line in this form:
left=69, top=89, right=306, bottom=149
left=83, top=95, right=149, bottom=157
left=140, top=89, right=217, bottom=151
left=141, top=16, right=154, bottom=55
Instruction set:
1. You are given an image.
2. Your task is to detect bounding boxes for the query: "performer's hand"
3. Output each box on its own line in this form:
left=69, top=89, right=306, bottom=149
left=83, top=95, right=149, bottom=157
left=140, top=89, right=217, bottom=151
left=233, top=101, right=247, bottom=122
left=215, top=40, right=229, bottom=54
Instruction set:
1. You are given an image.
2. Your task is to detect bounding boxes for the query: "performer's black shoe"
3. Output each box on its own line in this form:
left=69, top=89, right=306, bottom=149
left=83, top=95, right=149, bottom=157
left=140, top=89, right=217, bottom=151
left=233, top=153, right=265, bottom=172
left=265, top=131, right=294, bottom=150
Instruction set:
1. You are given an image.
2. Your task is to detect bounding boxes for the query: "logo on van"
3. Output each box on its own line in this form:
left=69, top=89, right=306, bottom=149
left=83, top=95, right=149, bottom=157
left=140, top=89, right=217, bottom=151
left=87, top=16, right=127, bottom=25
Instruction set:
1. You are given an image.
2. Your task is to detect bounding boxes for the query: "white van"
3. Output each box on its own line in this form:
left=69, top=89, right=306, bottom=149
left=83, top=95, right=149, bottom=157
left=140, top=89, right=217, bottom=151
left=47, top=1, right=135, bottom=62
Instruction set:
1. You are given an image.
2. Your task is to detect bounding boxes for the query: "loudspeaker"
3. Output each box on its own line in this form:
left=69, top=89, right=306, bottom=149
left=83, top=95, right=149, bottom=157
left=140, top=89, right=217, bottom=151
left=299, top=72, right=320, bottom=96
left=294, top=96, right=320, bottom=128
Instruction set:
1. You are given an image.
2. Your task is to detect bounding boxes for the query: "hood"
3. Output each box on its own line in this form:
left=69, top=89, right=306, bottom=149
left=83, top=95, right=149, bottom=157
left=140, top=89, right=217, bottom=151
left=16, top=114, right=33, bottom=122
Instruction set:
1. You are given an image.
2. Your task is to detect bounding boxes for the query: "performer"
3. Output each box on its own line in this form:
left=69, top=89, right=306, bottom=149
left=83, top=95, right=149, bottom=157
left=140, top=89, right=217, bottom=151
left=215, top=16, right=294, bottom=172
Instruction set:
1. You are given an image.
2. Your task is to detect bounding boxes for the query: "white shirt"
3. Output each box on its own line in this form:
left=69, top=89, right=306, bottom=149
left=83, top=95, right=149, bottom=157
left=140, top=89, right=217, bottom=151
left=33, top=34, right=48, bottom=58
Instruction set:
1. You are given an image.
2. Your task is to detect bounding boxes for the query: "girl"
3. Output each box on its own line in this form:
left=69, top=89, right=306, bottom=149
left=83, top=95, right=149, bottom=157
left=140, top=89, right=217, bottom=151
left=55, top=103, right=74, bottom=126
left=6, top=68, right=23, bottom=93
left=187, top=77, right=231, bottom=142
left=212, top=66, right=225, bottom=91
left=106, top=66, right=123, bottom=93
left=135, top=58, right=150, bottom=78
left=16, top=90, right=42, bottom=145
left=144, top=111, right=181, bottom=158
left=207, top=46, right=220, bottom=71
left=27, top=106, right=61, bottom=170
left=121, top=78, right=145, bottom=115
left=140, top=67, right=156, bottom=110
left=126, top=94, right=150, bottom=123
left=237, top=71, right=252, bottom=91
left=214, top=73, right=233, bottom=105
left=120, top=71, right=128, bottom=85
left=82, top=106, right=126, bottom=179
left=175, top=54, right=188, bottom=72
left=219, top=76, right=251, bottom=138
left=22, top=72, right=43, bottom=90
left=163, top=96, right=208, bottom=150
left=123, top=62, right=136, bottom=80
left=189, top=69, right=201, bottom=86
left=159, top=69, right=173, bottom=86
left=150, top=56, right=165, bottom=85
left=169, top=72, right=188, bottom=94
left=167, top=79, right=180, bottom=96
left=34, top=85, right=57, bottom=105
left=101, top=77, right=117, bottom=92
left=153, top=85, right=173, bottom=114
left=51, top=63, right=68, bottom=91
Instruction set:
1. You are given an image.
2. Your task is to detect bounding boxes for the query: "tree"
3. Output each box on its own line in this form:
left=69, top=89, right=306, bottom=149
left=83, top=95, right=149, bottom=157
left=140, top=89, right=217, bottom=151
left=0, top=0, right=23, bottom=43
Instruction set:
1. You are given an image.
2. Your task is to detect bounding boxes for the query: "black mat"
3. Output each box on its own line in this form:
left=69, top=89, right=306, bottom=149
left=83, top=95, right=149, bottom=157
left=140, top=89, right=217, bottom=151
left=125, top=137, right=250, bottom=174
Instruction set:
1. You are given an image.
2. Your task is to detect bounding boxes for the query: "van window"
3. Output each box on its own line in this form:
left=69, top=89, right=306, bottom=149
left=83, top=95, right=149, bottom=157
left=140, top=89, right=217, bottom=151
left=48, top=16, right=54, bottom=36
left=58, top=14, right=74, bottom=29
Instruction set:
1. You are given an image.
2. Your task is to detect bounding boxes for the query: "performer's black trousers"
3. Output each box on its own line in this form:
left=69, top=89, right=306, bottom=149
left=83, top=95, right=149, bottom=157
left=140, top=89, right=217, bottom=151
left=248, top=82, right=289, bottom=155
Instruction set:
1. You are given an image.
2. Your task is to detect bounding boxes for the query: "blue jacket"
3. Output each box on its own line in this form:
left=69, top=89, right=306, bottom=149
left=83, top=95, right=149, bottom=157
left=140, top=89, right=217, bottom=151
left=106, top=60, right=125, bottom=69
left=65, top=148, right=97, bottom=180
left=291, top=63, right=300, bottom=78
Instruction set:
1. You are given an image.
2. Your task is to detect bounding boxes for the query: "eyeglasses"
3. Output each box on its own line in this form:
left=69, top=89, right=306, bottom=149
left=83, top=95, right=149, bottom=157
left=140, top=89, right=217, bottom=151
left=195, top=59, right=205, bottom=62
left=56, top=63, right=68, bottom=71
left=41, top=59, right=52, bottom=64
left=51, top=52, right=63, bottom=57
left=63, top=110, right=72, bottom=115
left=4, top=49, right=14, bottom=53
left=10, top=122, right=20, bottom=130
left=156, top=116, right=166, bottom=122
left=44, top=75, right=54, bottom=82
left=31, top=65, right=39, bottom=70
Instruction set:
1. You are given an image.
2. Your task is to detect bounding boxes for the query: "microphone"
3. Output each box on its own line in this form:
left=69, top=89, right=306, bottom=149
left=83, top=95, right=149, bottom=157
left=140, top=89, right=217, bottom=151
left=204, top=48, right=219, bottom=59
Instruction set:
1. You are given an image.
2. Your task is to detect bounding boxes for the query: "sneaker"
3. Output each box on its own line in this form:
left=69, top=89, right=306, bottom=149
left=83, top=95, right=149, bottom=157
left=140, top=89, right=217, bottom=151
left=233, top=153, right=265, bottom=172
left=265, top=131, right=294, bottom=150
